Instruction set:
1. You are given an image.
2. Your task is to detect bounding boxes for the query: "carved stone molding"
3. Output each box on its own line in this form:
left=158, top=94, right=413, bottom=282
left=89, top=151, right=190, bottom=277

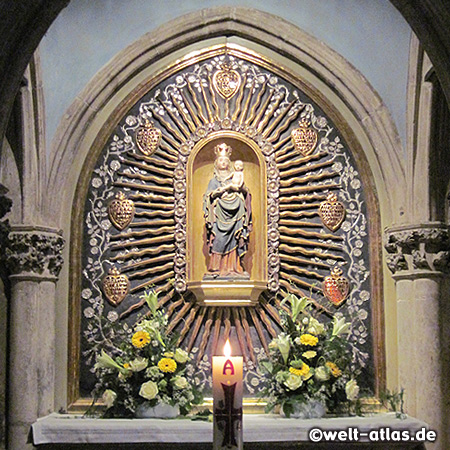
left=5, top=228, right=65, bottom=280
left=384, top=223, right=450, bottom=276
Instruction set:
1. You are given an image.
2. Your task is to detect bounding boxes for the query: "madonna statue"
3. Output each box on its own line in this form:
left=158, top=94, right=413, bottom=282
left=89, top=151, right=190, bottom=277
left=203, top=143, right=252, bottom=279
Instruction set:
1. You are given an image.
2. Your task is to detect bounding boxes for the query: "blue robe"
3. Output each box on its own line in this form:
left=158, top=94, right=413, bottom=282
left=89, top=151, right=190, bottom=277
left=203, top=175, right=252, bottom=258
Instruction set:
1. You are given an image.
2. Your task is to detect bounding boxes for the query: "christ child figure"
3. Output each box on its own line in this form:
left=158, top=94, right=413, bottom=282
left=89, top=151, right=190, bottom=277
left=218, top=160, right=245, bottom=195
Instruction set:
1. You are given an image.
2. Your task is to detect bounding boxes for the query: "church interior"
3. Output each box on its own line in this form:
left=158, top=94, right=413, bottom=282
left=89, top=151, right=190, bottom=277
left=1, top=1, right=450, bottom=449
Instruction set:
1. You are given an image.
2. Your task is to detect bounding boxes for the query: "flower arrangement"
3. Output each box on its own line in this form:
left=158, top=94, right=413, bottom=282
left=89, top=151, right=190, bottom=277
left=92, top=291, right=202, bottom=417
left=259, top=293, right=360, bottom=418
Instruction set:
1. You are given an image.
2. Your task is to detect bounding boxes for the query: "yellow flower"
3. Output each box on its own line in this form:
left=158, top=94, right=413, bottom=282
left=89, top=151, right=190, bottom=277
left=132, top=330, right=150, bottom=348
left=299, top=334, right=318, bottom=346
left=302, top=351, right=317, bottom=359
left=123, top=363, right=130, bottom=369
left=326, top=361, right=342, bottom=377
left=290, top=363, right=310, bottom=378
left=158, top=357, right=177, bottom=373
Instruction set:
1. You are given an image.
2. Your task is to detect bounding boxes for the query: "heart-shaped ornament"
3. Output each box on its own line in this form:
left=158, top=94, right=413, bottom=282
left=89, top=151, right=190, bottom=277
left=291, top=119, right=318, bottom=156
left=212, top=65, right=241, bottom=99
left=319, top=193, right=346, bottom=232
left=102, top=267, right=130, bottom=307
left=323, top=267, right=350, bottom=306
left=108, top=192, right=135, bottom=231
left=135, top=120, right=161, bottom=156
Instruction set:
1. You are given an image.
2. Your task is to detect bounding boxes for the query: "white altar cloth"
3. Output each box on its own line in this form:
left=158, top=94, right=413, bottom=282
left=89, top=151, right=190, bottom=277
left=32, top=413, right=428, bottom=445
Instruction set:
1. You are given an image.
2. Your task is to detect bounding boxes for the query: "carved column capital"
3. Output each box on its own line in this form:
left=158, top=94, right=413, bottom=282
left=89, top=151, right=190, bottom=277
left=5, top=227, right=65, bottom=281
left=384, top=223, right=450, bottom=278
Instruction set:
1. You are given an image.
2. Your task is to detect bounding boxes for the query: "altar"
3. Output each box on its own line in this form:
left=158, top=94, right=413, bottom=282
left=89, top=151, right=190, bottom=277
left=61, top=41, right=417, bottom=450
left=32, top=413, right=429, bottom=449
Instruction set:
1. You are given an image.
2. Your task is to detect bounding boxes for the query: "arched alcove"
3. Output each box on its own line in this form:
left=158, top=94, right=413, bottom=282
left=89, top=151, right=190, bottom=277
left=187, top=132, right=267, bottom=286
left=44, top=8, right=402, bottom=407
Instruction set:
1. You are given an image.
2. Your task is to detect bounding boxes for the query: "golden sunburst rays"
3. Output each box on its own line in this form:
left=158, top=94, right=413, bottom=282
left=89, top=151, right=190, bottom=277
left=276, top=145, right=344, bottom=315
left=107, top=132, right=176, bottom=317
left=106, top=56, right=347, bottom=362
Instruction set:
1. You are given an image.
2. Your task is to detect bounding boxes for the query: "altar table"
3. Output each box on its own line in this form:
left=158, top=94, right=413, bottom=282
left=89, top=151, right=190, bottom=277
left=32, top=412, right=429, bottom=449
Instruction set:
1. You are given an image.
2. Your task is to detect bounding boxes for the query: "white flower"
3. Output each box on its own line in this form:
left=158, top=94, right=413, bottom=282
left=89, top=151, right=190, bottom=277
left=315, top=116, right=328, bottom=128
left=351, top=178, right=361, bottom=189
left=174, top=348, right=189, bottom=364
left=107, top=311, right=118, bottom=322
left=83, top=307, right=95, bottom=318
left=102, top=389, right=117, bottom=409
left=139, top=381, right=159, bottom=400
left=332, top=162, right=343, bottom=172
left=307, top=318, right=325, bottom=335
left=358, top=309, right=368, bottom=320
left=95, top=350, right=124, bottom=372
left=172, top=376, right=188, bottom=390
left=110, top=160, right=121, bottom=171
left=360, top=290, right=370, bottom=301
left=125, top=116, right=138, bottom=127
left=315, top=366, right=330, bottom=381
left=285, top=294, right=309, bottom=322
left=284, top=373, right=302, bottom=391
left=332, top=316, right=351, bottom=337
left=81, top=288, right=92, bottom=299
left=129, top=357, right=148, bottom=372
left=91, top=178, right=102, bottom=188
left=274, top=333, right=291, bottom=364
left=345, top=379, right=360, bottom=401
left=341, top=221, right=351, bottom=232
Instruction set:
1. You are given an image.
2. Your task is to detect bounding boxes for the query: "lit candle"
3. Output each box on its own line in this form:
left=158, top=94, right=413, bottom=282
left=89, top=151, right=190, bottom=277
left=212, top=339, right=243, bottom=450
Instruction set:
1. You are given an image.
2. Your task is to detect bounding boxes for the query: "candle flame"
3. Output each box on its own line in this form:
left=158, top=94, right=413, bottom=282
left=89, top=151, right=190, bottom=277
left=224, top=339, right=231, bottom=357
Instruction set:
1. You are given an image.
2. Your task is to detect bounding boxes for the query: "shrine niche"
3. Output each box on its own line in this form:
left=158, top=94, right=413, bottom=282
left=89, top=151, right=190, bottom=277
left=74, top=46, right=377, bottom=402
left=187, top=134, right=267, bottom=306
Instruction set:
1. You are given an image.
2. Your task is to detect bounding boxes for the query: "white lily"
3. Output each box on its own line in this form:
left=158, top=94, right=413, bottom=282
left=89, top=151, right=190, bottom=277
left=332, top=316, right=351, bottom=337
left=275, top=333, right=291, bottom=364
left=141, top=290, right=159, bottom=316
left=95, top=350, right=130, bottom=375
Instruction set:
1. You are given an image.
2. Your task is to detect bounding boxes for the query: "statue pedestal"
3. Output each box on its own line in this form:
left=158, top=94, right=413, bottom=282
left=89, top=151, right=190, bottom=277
left=188, top=280, right=267, bottom=306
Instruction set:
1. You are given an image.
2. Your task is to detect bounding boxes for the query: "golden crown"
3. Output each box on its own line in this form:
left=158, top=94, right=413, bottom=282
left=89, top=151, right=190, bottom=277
left=214, top=143, right=232, bottom=158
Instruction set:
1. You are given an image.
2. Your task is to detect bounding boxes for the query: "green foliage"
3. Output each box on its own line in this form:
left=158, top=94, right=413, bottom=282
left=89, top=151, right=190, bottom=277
left=379, top=388, right=406, bottom=419
left=259, top=293, right=360, bottom=415
left=90, top=291, right=203, bottom=418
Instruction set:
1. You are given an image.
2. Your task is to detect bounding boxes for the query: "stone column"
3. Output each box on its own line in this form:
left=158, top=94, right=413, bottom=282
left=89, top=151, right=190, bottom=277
left=5, top=227, right=64, bottom=450
left=0, top=185, right=12, bottom=450
left=384, top=223, right=450, bottom=450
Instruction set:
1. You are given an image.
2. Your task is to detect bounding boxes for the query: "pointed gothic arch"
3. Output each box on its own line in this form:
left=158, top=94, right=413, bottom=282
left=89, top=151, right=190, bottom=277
left=48, top=8, right=400, bottom=407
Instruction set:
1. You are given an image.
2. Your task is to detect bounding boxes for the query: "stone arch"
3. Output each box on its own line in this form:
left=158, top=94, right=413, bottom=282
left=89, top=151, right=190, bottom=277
left=49, top=7, right=404, bottom=227
left=49, top=7, right=403, bottom=405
